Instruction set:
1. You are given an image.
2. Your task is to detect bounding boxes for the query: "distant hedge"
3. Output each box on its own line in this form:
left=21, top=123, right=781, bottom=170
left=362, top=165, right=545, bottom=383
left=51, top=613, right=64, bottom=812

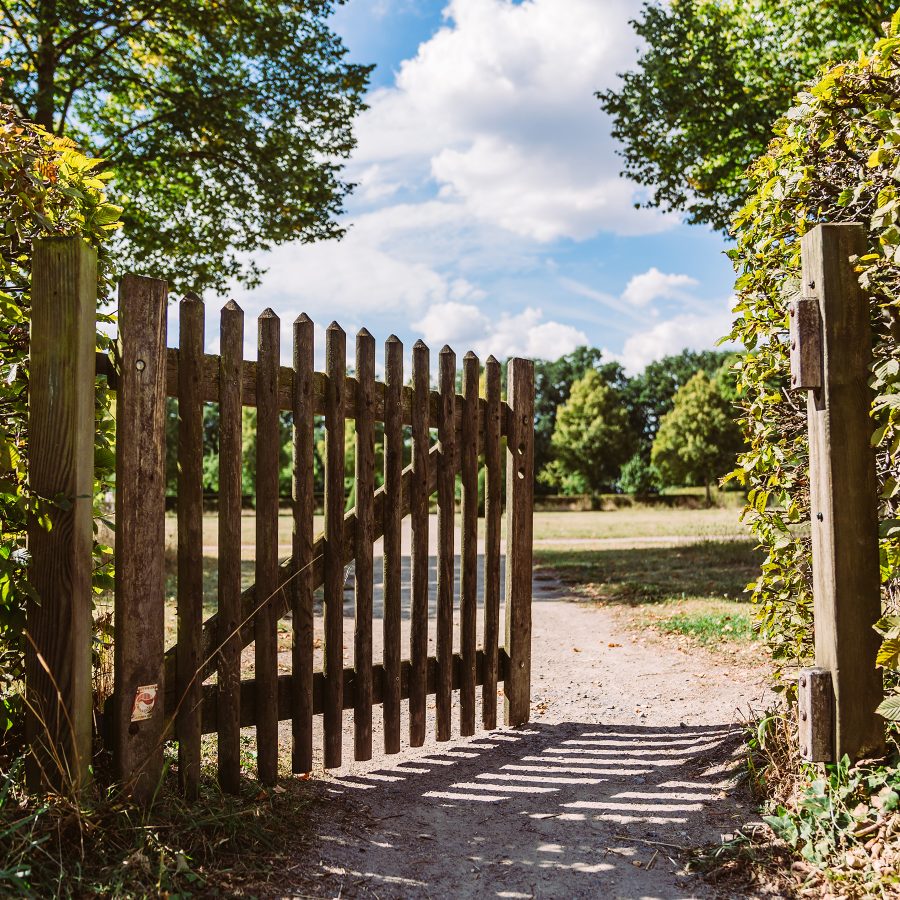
left=0, top=106, right=121, bottom=739
left=727, top=19, right=900, bottom=689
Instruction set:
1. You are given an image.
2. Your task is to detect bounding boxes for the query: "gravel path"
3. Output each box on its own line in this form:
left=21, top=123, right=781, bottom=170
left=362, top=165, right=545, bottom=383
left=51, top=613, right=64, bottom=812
left=274, top=562, right=772, bottom=899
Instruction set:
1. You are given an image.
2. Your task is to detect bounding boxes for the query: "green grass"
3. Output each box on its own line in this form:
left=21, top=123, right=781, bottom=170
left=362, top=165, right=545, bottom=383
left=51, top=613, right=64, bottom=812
left=645, top=600, right=755, bottom=645
left=0, top=756, right=324, bottom=897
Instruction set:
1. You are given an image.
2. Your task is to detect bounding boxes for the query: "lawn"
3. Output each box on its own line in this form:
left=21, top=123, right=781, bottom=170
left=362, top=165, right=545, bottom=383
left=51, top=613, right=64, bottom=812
left=531, top=506, right=745, bottom=540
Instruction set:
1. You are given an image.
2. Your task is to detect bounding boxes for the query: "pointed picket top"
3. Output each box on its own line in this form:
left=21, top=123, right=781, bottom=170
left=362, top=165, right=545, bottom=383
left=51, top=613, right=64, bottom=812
left=464, top=350, right=477, bottom=360
left=486, top=354, right=498, bottom=365
left=181, top=291, right=203, bottom=305
left=295, top=311, right=313, bottom=325
left=440, top=344, right=454, bottom=355
left=259, top=306, right=279, bottom=320
left=327, top=320, right=345, bottom=333
left=357, top=326, right=374, bottom=340
left=223, top=299, right=242, bottom=313
left=386, top=333, right=402, bottom=345
left=413, top=338, right=428, bottom=350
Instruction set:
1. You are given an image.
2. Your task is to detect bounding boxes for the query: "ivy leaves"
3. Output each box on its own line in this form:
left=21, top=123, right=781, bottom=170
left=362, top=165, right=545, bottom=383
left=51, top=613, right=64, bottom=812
left=728, top=30, right=900, bottom=680
left=0, top=108, right=120, bottom=738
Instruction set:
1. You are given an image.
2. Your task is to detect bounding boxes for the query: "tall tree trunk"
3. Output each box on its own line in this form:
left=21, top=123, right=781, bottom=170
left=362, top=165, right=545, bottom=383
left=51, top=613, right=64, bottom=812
left=34, top=0, right=57, bottom=130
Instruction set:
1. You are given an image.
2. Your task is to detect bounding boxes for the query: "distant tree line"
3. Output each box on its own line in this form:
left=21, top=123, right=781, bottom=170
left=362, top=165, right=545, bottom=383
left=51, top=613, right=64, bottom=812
left=163, top=346, right=743, bottom=508
left=534, top=347, right=743, bottom=503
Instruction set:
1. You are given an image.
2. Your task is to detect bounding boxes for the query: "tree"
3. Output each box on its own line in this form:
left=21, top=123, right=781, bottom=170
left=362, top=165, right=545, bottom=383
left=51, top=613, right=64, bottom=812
left=651, top=370, right=743, bottom=504
left=0, top=1, right=371, bottom=292
left=532, top=347, right=634, bottom=489
left=625, top=349, right=734, bottom=449
left=548, top=370, right=637, bottom=494
left=597, top=0, right=886, bottom=232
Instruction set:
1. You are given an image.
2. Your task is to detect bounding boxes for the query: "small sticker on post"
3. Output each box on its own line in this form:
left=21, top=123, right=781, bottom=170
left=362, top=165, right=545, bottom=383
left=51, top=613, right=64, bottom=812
left=131, top=684, right=158, bottom=722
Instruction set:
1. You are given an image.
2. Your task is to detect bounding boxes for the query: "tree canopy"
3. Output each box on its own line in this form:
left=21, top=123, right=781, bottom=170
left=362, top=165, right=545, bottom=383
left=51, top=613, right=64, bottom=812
left=598, top=0, right=886, bottom=232
left=532, top=347, right=628, bottom=487
left=548, top=369, right=637, bottom=494
left=0, top=0, right=371, bottom=292
left=651, top=370, right=743, bottom=504
left=624, top=349, right=734, bottom=449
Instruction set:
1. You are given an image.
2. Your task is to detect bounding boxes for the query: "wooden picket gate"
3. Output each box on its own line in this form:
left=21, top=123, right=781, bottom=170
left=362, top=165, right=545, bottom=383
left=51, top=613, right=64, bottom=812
left=100, top=273, right=534, bottom=800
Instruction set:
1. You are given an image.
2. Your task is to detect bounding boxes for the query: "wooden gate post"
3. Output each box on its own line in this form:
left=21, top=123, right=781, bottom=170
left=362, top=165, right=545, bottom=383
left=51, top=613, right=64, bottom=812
left=504, top=357, right=534, bottom=726
left=113, top=274, right=168, bottom=802
left=793, top=223, right=884, bottom=762
left=25, top=237, right=97, bottom=792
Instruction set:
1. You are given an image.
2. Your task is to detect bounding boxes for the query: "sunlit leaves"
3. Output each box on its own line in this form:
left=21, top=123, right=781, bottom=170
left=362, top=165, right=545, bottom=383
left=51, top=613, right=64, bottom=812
left=0, top=108, right=119, bottom=738
left=728, top=30, right=900, bottom=679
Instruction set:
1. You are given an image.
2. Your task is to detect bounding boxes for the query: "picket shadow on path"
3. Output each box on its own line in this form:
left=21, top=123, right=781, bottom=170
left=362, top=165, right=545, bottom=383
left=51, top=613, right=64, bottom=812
left=289, top=721, right=750, bottom=900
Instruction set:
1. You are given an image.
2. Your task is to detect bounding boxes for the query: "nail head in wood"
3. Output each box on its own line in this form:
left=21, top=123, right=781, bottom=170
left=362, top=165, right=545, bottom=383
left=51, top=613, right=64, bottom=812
left=788, top=296, right=822, bottom=391
left=798, top=667, right=833, bottom=762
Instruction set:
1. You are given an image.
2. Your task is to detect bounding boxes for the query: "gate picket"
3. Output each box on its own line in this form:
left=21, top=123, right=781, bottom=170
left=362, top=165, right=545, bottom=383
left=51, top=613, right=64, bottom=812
left=324, top=322, right=346, bottom=768
left=436, top=345, right=456, bottom=741
left=409, top=340, right=430, bottom=747
left=217, top=301, right=244, bottom=793
left=482, top=355, right=502, bottom=730
left=460, top=351, right=479, bottom=736
left=382, top=336, right=403, bottom=754
left=255, top=309, right=281, bottom=785
left=354, top=329, right=376, bottom=761
left=176, top=294, right=205, bottom=799
left=292, top=313, right=315, bottom=774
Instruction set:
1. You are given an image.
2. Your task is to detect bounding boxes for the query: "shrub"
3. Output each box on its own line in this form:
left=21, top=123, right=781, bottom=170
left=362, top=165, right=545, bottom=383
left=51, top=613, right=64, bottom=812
left=727, top=19, right=900, bottom=682
left=617, top=453, right=660, bottom=496
left=0, top=105, right=120, bottom=742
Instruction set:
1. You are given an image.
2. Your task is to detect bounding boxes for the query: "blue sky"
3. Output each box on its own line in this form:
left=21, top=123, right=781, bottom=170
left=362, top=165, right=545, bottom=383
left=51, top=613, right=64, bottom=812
left=213, top=0, right=737, bottom=375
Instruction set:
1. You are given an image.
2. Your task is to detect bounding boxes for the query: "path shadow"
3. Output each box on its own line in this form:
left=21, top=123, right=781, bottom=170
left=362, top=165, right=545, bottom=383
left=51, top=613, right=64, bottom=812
left=303, top=722, right=750, bottom=899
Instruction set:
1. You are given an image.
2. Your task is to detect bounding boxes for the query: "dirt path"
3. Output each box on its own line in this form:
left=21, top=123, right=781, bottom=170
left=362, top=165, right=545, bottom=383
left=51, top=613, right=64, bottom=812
left=275, top=570, right=771, bottom=899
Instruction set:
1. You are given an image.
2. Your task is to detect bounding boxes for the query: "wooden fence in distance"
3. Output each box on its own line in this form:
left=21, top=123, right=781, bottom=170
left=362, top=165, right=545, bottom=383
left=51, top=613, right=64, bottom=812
left=23, top=237, right=534, bottom=800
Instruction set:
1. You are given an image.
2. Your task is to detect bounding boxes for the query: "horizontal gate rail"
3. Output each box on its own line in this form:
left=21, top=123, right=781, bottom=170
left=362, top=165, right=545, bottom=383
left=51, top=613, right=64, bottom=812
left=185, top=650, right=511, bottom=734
left=97, top=348, right=513, bottom=434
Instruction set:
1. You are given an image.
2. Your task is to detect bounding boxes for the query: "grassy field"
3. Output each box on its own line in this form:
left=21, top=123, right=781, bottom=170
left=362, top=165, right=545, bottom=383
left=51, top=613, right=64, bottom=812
left=159, top=504, right=759, bottom=650
left=531, top=506, right=744, bottom=540
left=161, top=505, right=746, bottom=549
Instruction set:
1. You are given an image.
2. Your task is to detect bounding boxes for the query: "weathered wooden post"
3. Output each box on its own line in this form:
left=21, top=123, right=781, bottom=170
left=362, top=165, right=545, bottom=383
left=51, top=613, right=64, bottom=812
left=25, top=236, right=97, bottom=792
left=113, top=274, right=168, bottom=803
left=504, top=357, right=534, bottom=726
left=791, top=223, right=884, bottom=762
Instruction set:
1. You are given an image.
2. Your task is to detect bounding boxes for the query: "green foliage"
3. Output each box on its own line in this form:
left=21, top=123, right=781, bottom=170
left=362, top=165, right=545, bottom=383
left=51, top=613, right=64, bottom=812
left=547, top=369, right=637, bottom=494
left=651, top=371, right=743, bottom=503
left=0, top=0, right=371, bottom=293
left=727, top=25, right=900, bottom=673
left=599, top=0, right=886, bottom=232
left=533, top=347, right=615, bottom=490
left=616, top=453, right=660, bottom=496
left=624, top=349, right=733, bottom=450
left=0, top=106, right=120, bottom=738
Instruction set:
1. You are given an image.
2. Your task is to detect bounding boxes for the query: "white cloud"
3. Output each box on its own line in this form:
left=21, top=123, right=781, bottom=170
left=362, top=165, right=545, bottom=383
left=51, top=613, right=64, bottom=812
left=621, top=267, right=700, bottom=308
left=352, top=0, right=669, bottom=240
left=615, top=302, right=736, bottom=375
left=413, top=302, right=588, bottom=360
